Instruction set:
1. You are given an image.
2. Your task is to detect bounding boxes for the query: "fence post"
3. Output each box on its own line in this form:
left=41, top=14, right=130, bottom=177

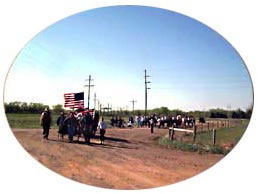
left=169, top=128, right=174, bottom=140
left=171, top=128, right=175, bottom=140
left=217, top=121, right=219, bottom=128
left=212, top=128, right=216, bottom=145
left=193, top=125, right=197, bottom=143
left=207, top=122, right=209, bottom=130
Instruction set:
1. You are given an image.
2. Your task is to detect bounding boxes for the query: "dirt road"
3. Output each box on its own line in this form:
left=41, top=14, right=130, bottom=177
left=13, top=127, right=223, bottom=189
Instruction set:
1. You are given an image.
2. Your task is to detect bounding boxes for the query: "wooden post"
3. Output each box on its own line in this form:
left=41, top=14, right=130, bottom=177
left=207, top=122, right=209, bottom=130
left=212, top=128, right=216, bottom=145
left=169, top=128, right=172, bottom=140
left=217, top=121, right=219, bottom=128
left=151, top=122, right=154, bottom=133
left=171, top=128, right=175, bottom=140
left=193, top=125, right=197, bottom=143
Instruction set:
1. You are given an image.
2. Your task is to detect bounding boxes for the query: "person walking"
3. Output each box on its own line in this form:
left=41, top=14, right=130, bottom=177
left=98, top=117, right=107, bottom=145
left=92, top=111, right=100, bottom=137
left=83, top=111, right=93, bottom=143
left=56, top=111, right=66, bottom=140
left=40, top=107, right=52, bottom=140
left=149, top=114, right=155, bottom=133
left=64, top=112, right=77, bottom=143
left=128, top=116, right=134, bottom=128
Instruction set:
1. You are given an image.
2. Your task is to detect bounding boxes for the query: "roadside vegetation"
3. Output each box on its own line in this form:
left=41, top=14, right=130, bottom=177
left=6, top=113, right=59, bottom=129
left=158, top=120, right=249, bottom=155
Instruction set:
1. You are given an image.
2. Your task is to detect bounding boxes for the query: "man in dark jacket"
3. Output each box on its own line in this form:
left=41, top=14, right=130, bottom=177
left=63, top=112, right=77, bottom=143
left=92, top=111, right=99, bottom=136
left=149, top=114, right=156, bottom=133
left=40, top=107, right=52, bottom=139
left=83, top=111, right=93, bottom=143
left=56, top=112, right=67, bottom=140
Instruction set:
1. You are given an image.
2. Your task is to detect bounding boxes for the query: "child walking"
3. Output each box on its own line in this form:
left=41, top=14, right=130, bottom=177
left=98, top=117, right=107, bottom=145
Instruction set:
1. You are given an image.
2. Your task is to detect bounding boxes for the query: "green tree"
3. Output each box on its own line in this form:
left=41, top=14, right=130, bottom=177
left=28, top=102, right=46, bottom=113
left=52, top=104, right=64, bottom=113
left=21, top=102, right=28, bottom=112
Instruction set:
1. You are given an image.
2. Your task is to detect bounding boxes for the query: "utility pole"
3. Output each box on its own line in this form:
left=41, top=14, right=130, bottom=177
left=84, top=75, right=94, bottom=109
left=97, top=100, right=100, bottom=111
left=144, top=69, right=151, bottom=116
left=130, top=99, right=137, bottom=114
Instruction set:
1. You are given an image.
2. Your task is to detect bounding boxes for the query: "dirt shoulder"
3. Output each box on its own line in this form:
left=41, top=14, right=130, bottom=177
left=12, top=127, right=223, bottom=189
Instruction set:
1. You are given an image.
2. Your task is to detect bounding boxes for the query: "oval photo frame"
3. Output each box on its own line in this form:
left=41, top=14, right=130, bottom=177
left=4, top=5, right=254, bottom=190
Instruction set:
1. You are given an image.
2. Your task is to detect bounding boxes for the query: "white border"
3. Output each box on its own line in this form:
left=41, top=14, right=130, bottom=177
left=0, top=1, right=257, bottom=194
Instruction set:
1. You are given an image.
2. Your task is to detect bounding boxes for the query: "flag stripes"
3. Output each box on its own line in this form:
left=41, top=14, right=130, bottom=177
left=64, top=92, right=84, bottom=109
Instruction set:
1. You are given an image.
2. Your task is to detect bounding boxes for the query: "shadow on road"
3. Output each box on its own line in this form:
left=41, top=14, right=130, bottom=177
left=92, top=135, right=130, bottom=143
left=47, top=134, right=133, bottom=150
left=87, top=141, right=135, bottom=149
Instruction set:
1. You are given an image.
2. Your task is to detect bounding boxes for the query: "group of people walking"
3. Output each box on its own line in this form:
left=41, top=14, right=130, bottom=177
left=40, top=108, right=107, bottom=144
left=40, top=107, right=196, bottom=145
left=123, top=114, right=196, bottom=131
left=109, top=115, right=156, bottom=132
left=110, top=116, right=126, bottom=128
left=138, top=114, right=196, bottom=129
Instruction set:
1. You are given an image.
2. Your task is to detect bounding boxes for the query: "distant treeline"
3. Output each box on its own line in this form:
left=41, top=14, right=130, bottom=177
left=4, top=102, right=253, bottom=119
left=4, top=102, right=63, bottom=114
left=129, top=107, right=253, bottom=119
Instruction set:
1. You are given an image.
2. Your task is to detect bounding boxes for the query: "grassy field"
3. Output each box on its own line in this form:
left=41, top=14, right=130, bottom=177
left=5, top=113, right=127, bottom=129
left=158, top=120, right=249, bottom=155
left=5, top=113, right=135, bottom=129
left=6, top=113, right=59, bottom=129
left=192, top=123, right=248, bottom=146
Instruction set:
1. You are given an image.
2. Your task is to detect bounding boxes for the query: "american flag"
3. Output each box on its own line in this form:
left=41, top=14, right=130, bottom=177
left=64, top=92, right=84, bottom=109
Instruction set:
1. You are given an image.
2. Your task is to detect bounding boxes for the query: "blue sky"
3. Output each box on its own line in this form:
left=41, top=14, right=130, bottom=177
left=4, top=5, right=253, bottom=111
